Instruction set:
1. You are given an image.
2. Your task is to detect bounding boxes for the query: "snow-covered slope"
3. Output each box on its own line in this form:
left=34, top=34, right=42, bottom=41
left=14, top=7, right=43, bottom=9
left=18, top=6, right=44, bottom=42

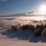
left=0, top=27, right=46, bottom=46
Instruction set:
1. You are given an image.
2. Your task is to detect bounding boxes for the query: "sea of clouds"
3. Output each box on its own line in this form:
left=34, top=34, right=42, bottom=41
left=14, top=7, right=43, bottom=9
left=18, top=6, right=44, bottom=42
left=0, top=16, right=46, bottom=29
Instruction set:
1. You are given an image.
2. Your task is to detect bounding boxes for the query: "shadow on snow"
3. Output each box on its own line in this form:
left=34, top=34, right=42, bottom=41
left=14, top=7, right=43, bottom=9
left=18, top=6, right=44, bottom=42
left=0, top=29, right=46, bottom=43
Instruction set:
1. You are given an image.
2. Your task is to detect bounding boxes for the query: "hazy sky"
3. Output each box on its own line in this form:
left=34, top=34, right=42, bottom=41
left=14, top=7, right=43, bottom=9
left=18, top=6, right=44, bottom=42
left=0, top=0, right=46, bottom=15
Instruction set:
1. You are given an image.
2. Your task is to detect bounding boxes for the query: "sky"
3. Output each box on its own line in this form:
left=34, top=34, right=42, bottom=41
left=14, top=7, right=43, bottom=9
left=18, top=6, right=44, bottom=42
left=0, top=0, right=46, bottom=15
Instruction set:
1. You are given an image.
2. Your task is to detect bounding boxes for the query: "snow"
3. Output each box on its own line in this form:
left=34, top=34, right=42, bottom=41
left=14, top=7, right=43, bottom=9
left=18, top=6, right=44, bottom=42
left=0, top=16, right=46, bottom=46
left=0, top=29, right=46, bottom=46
